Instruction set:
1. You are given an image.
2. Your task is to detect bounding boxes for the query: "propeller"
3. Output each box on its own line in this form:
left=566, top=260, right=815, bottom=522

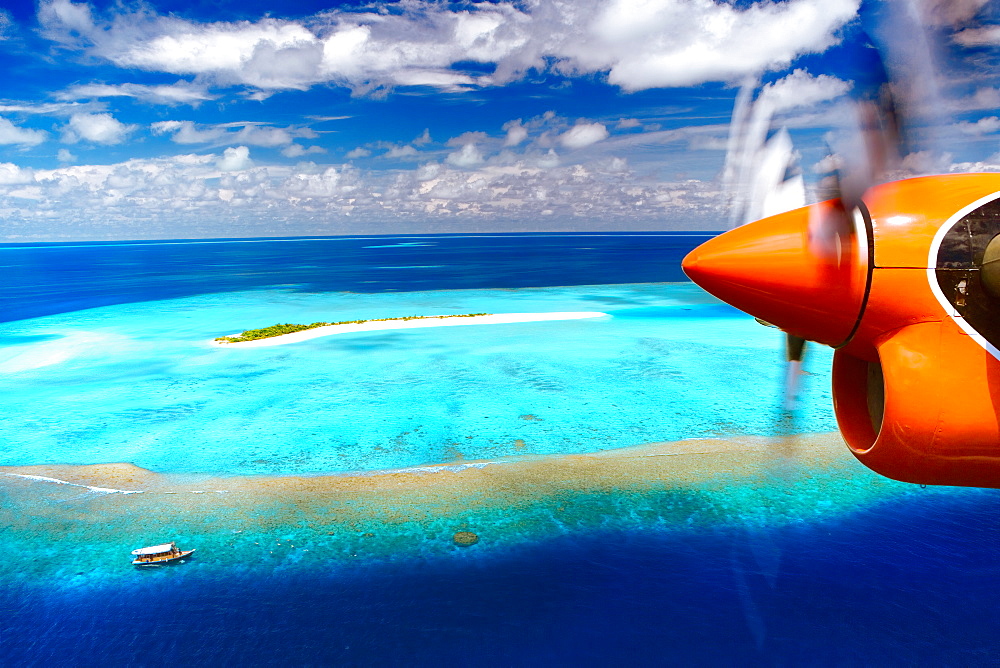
left=719, top=7, right=917, bottom=412
left=722, top=77, right=808, bottom=411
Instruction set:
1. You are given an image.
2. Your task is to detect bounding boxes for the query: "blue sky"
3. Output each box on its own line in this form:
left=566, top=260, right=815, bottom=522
left=0, top=0, right=998, bottom=240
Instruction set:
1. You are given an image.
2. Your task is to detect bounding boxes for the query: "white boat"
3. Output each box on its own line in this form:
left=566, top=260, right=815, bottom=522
left=130, top=541, right=195, bottom=566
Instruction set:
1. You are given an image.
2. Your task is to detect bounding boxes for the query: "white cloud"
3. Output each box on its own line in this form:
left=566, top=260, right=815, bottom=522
left=345, top=147, right=371, bottom=159
left=446, top=143, right=485, bottom=167
left=62, top=112, right=135, bottom=144
left=281, top=144, right=326, bottom=158
left=503, top=119, right=528, bottom=146
left=565, top=0, right=860, bottom=90
left=0, top=9, right=14, bottom=40
left=687, top=135, right=729, bottom=151
left=606, top=157, right=628, bottom=172
left=616, top=118, right=641, bottom=129
left=151, top=120, right=313, bottom=147
left=953, top=87, right=1000, bottom=111
left=0, top=117, right=48, bottom=146
left=57, top=148, right=76, bottom=163
left=760, top=69, right=852, bottom=113
left=415, top=162, right=441, bottom=181
left=536, top=149, right=560, bottom=169
left=559, top=122, right=609, bottom=149
left=216, top=146, right=253, bottom=171
left=413, top=128, right=432, bottom=146
left=151, top=120, right=225, bottom=144
left=385, top=145, right=419, bottom=159
left=956, top=116, right=1000, bottom=135
left=0, top=163, right=35, bottom=184
left=812, top=154, right=844, bottom=174
left=57, top=81, right=215, bottom=106
left=954, top=24, right=1000, bottom=46
left=38, top=0, right=93, bottom=42
left=446, top=131, right=490, bottom=147
left=0, top=101, right=101, bottom=116
left=898, top=150, right=954, bottom=175
left=232, top=124, right=298, bottom=147
left=0, top=147, right=729, bottom=239
left=36, top=0, right=860, bottom=96
left=950, top=159, right=1000, bottom=173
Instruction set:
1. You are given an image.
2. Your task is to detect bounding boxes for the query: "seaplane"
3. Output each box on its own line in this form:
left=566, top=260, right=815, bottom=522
left=684, top=173, right=1000, bottom=489
left=683, top=8, right=1000, bottom=489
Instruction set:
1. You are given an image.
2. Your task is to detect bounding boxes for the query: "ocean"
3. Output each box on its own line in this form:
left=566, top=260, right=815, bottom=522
left=1, top=233, right=997, bottom=666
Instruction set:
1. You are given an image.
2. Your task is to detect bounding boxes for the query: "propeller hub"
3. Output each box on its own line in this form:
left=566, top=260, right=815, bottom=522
left=682, top=199, right=871, bottom=347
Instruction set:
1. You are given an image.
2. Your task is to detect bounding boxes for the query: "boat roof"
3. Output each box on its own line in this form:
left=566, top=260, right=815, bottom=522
left=131, top=542, right=175, bottom=555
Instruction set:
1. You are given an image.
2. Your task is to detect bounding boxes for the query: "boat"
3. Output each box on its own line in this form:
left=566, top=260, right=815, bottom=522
left=130, top=542, right=195, bottom=566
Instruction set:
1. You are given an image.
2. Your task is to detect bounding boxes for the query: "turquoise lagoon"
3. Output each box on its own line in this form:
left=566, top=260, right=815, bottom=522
left=0, top=283, right=837, bottom=475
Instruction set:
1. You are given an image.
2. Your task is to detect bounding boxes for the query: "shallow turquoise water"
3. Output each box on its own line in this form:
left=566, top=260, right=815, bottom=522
left=0, top=283, right=835, bottom=475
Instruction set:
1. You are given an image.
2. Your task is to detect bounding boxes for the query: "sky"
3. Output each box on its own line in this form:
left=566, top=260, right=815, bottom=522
left=0, top=0, right=998, bottom=241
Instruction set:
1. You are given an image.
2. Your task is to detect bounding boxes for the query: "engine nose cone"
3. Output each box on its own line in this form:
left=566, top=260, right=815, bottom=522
left=682, top=201, right=870, bottom=346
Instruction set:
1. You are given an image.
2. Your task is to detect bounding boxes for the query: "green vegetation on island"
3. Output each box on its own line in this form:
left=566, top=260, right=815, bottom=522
left=215, top=313, right=492, bottom=343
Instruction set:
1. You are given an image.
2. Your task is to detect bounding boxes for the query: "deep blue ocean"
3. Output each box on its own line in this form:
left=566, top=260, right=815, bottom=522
left=1, top=233, right=998, bottom=666
left=4, top=492, right=998, bottom=666
left=0, top=232, right=707, bottom=324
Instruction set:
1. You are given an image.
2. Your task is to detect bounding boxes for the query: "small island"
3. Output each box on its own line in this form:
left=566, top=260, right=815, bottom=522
left=215, top=313, right=491, bottom=344
left=212, top=311, right=609, bottom=347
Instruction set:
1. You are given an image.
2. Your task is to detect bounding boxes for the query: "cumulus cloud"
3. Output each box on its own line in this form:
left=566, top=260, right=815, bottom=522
left=812, top=153, right=844, bottom=174
left=503, top=119, right=528, bottom=146
left=0, top=163, right=35, bottom=184
left=413, top=129, right=432, bottom=146
left=563, top=0, right=859, bottom=90
left=231, top=124, right=301, bottom=147
left=446, top=132, right=490, bottom=147
left=953, top=87, right=1000, bottom=111
left=57, top=148, right=76, bottom=163
left=536, top=149, right=560, bottom=169
left=559, top=122, right=610, bottom=149
left=57, top=81, right=215, bottom=106
left=0, top=146, right=730, bottom=239
left=893, top=150, right=955, bottom=176
left=62, top=112, right=135, bottom=144
left=216, top=145, right=253, bottom=171
left=385, top=145, right=419, bottom=159
left=281, top=144, right=326, bottom=158
left=0, top=117, right=48, bottom=146
left=950, top=159, right=1000, bottom=173
left=345, top=147, right=371, bottom=159
left=759, top=69, right=852, bottom=113
left=151, top=120, right=313, bottom=147
left=151, top=120, right=225, bottom=144
left=36, top=0, right=860, bottom=96
left=446, top=143, right=485, bottom=167
left=956, top=116, right=1000, bottom=135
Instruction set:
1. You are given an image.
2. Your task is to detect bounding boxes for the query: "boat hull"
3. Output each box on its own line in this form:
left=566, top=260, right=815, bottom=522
left=131, top=549, right=196, bottom=566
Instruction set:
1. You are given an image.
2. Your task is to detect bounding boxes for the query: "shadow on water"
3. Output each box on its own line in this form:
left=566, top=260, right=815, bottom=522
left=3, top=492, right=999, bottom=666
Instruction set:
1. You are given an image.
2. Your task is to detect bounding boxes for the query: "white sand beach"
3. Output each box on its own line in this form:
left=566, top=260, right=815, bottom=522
left=213, top=311, right=609, bottom=347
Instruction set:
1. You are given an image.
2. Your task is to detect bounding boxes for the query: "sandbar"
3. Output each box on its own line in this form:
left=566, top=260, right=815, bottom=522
left=213, top=311, right=609, bottom=347
left=1, top=432, right=930, bottom=582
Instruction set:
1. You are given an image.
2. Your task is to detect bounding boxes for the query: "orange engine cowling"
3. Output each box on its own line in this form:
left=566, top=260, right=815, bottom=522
left=683, top=173, right=1000, bottom=488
